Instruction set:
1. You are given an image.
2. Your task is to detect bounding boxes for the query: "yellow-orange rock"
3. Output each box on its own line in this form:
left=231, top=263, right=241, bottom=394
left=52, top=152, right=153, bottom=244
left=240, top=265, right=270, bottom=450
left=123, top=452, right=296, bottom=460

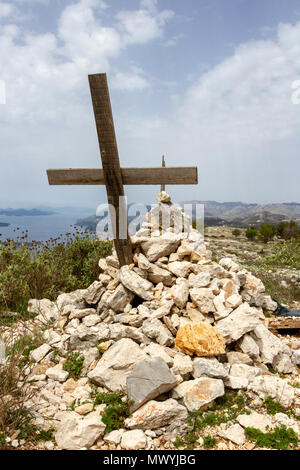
left=175, top=323, right=225, bottom=357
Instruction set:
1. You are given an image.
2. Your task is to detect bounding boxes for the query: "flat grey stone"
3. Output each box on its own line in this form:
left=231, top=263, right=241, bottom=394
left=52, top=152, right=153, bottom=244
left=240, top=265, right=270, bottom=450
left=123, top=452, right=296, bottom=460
left=127, top=356, right=177, bottom=411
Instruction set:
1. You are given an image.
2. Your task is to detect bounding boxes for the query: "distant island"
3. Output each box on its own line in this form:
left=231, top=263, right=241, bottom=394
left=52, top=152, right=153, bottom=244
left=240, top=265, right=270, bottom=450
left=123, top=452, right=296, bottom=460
left=0, top=222, right=9, bottom=227
left=0, top=208, right=56, bottom=216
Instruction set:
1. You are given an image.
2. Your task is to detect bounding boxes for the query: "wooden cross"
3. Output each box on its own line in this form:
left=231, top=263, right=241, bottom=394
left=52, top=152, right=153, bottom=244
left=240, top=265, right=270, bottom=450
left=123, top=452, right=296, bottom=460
left=47, top=73, right=198, bottom=266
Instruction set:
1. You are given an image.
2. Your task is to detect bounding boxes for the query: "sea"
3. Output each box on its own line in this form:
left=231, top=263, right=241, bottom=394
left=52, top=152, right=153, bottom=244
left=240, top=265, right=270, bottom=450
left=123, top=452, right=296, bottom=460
left=0, top=212, right=93, bottom=244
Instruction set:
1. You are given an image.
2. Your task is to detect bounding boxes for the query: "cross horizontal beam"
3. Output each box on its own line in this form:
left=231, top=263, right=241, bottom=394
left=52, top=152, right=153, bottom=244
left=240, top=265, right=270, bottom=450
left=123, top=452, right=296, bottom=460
left=47, top=166, right=198, bottom=186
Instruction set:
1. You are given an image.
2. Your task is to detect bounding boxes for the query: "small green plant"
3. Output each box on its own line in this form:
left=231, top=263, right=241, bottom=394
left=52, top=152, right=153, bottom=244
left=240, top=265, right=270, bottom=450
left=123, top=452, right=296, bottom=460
left=261, top=238, right=300, bottom=270
left=173, top=391, right=248, bottom=450
left=232, top=229, right=241, bottom=237
left=91, top=392, right=133, bottom=434
left=245, top=425, right=298, bottom=450
left=246, top=227, right=258, bottom=240
left=203, top=435, right=217, bottom=449
left=0, top=332, right=55, bottom=450
left=258, top=223, right=276, bottom=244
left=0, top=229, right=113, bottom=317
left=263, top=396, right=300, bottom=422
left=263, top=396, right=286, bottom=416
left=63, top=352, right=84, bottom=380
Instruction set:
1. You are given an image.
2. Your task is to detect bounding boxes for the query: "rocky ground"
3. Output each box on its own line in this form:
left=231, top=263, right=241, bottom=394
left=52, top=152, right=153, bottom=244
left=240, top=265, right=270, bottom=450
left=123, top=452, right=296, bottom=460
left=1, top=193, right=300, bottom=451
left=205, top=226, right=300, bottom=310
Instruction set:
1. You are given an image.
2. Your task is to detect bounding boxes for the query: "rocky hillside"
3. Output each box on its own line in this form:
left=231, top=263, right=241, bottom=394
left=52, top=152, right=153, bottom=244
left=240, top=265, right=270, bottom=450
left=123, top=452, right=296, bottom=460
left=1, top=192, right=300, bottom=451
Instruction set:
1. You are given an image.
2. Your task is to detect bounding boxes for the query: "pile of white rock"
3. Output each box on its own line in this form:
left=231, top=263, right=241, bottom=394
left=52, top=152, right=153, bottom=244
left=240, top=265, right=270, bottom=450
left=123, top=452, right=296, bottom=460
left=19, top=192, right=299, bottom=450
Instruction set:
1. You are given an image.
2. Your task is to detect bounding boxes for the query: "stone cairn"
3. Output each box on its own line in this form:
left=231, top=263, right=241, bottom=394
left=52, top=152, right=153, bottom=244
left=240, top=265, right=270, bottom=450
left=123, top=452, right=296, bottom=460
left=21, top=192, right=298, bottom=450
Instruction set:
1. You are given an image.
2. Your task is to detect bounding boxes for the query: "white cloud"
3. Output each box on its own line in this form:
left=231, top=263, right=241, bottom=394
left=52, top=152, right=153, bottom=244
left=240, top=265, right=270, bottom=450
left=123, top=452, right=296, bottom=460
left=0, top=0, right=173, bottom=122
left=116, top=1, right=174, bottom=45
left=111, top=67, right=150, bottom=91
left=1, top=2, right=300, bottom=205
left=0, top=2, right=16, bottom=18
left=164, top=33, right=184, bottom=47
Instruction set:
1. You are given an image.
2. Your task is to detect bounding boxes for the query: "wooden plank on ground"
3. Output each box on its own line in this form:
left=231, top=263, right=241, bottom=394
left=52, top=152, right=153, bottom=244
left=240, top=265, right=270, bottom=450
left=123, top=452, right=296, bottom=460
left=268, top=317, right=300, bottom=331
left=47, top=166, right=198, bottom=186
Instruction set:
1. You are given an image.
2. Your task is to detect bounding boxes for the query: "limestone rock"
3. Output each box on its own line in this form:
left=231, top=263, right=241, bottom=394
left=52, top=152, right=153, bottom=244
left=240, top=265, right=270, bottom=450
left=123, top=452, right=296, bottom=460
left=248, top=375, right=295, bottom=407
left=83, top=281, right=105, bottom=305
left=175, top=323, right=225, bottom=357
left=68, top=308, right=96, bottom=320
left=212, top=291, right=232, bottom=321
left=192, top=357, right=228, bottom=379
left=56, top=289, right=87, bottom=311
left=103, top=429, right=124, bottom=445
left=237, top=334, right=260, bottom=360
left=107, top=284, right=134, bottom=313
left=87, top=338, right=148, bottom=392
left=250, top=324, right=290, bottom=364
left=121, top=430, right=147, bottom=450
left=226, top=351, right=253, bottom=366
left=225, top=364, right=261, bottom=389
left=141, top=238, right=181, bottom=262
left=151, top=300, right=174, bottom=319
left=144, top=343, right=174, bottom=367
left=30, top=344, right=52, bottom=363
left=167, top=261, right=192, bottom=278
left=28, top=299, right=59, bottom=323
left=142, top=318, right=174, bottom=347
left=188, top=272, right=211, bottom=289
left=273, top=413, right=299, bottom=433
left=118, top=266, right=154, bottom=301
left=148, top=263, right=173, bottom=286
left=218, top=424, right=245, bottom=445
left=272, top=353, right=295, bottom=374
left=109, top=324, right=147, bottom=344
left=170, top=278, right=189, bottom=309
left=45, top=366, right=69, bottom=383
left=190, top=288, right=216, bottom=314
left=75, top=403, right=94, bottom=415
left=124, top=399, right=188, bottom=430
left=172, top=377, right=224, bottom=411
left=55, top=410, right=106, bottom=450
left=237, top=412, right=273, bottom=433
left=225, top=376, right=248, bottom=390
left=126, top=357, right=177, bottom=411
left=172, top=353, right=193, bottom=377
left=215, top=303, right=262, bottom=344
left=156, top=191, right=171, bottom=203
left=186, top=303, right=206, bottom=324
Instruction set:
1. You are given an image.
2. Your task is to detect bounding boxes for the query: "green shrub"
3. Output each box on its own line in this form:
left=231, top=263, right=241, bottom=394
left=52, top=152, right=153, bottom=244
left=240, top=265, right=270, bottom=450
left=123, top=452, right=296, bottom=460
left=261, top=238, right=300, bottom=269
left=258, top=223, right=276, bottom=244
left=0, top=229, right=113, bottom=315
left=232, top=229, right=241, bottom=237
left=246, top=227, right=258, bottom=240
left=245, top=425, right=298, bottom=450
left=91, top=392, right=133, bottom=434
left=277, top=221, right=300, bottom=240
left=203, top=435, right=217, bottom=449
left=63, top=352, right=84, bottom=380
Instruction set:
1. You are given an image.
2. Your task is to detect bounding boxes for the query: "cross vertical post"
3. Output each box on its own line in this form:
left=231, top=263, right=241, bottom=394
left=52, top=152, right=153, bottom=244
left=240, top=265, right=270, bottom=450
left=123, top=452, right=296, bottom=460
left=88, top=73, right=133, bottom=266
left=161, top=155, right=166, bottom=192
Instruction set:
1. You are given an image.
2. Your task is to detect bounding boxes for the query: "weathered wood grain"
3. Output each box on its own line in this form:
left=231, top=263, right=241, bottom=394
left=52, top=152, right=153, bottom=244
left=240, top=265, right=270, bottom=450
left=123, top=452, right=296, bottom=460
left=47, top=166, right=198, bottom=185
left=88, top=73, right=132, bottom=266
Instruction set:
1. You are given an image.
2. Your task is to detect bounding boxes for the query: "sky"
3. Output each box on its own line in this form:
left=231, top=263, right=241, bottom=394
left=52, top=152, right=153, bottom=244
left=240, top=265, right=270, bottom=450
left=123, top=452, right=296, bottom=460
left=1, top=0, right=300, bottom=209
